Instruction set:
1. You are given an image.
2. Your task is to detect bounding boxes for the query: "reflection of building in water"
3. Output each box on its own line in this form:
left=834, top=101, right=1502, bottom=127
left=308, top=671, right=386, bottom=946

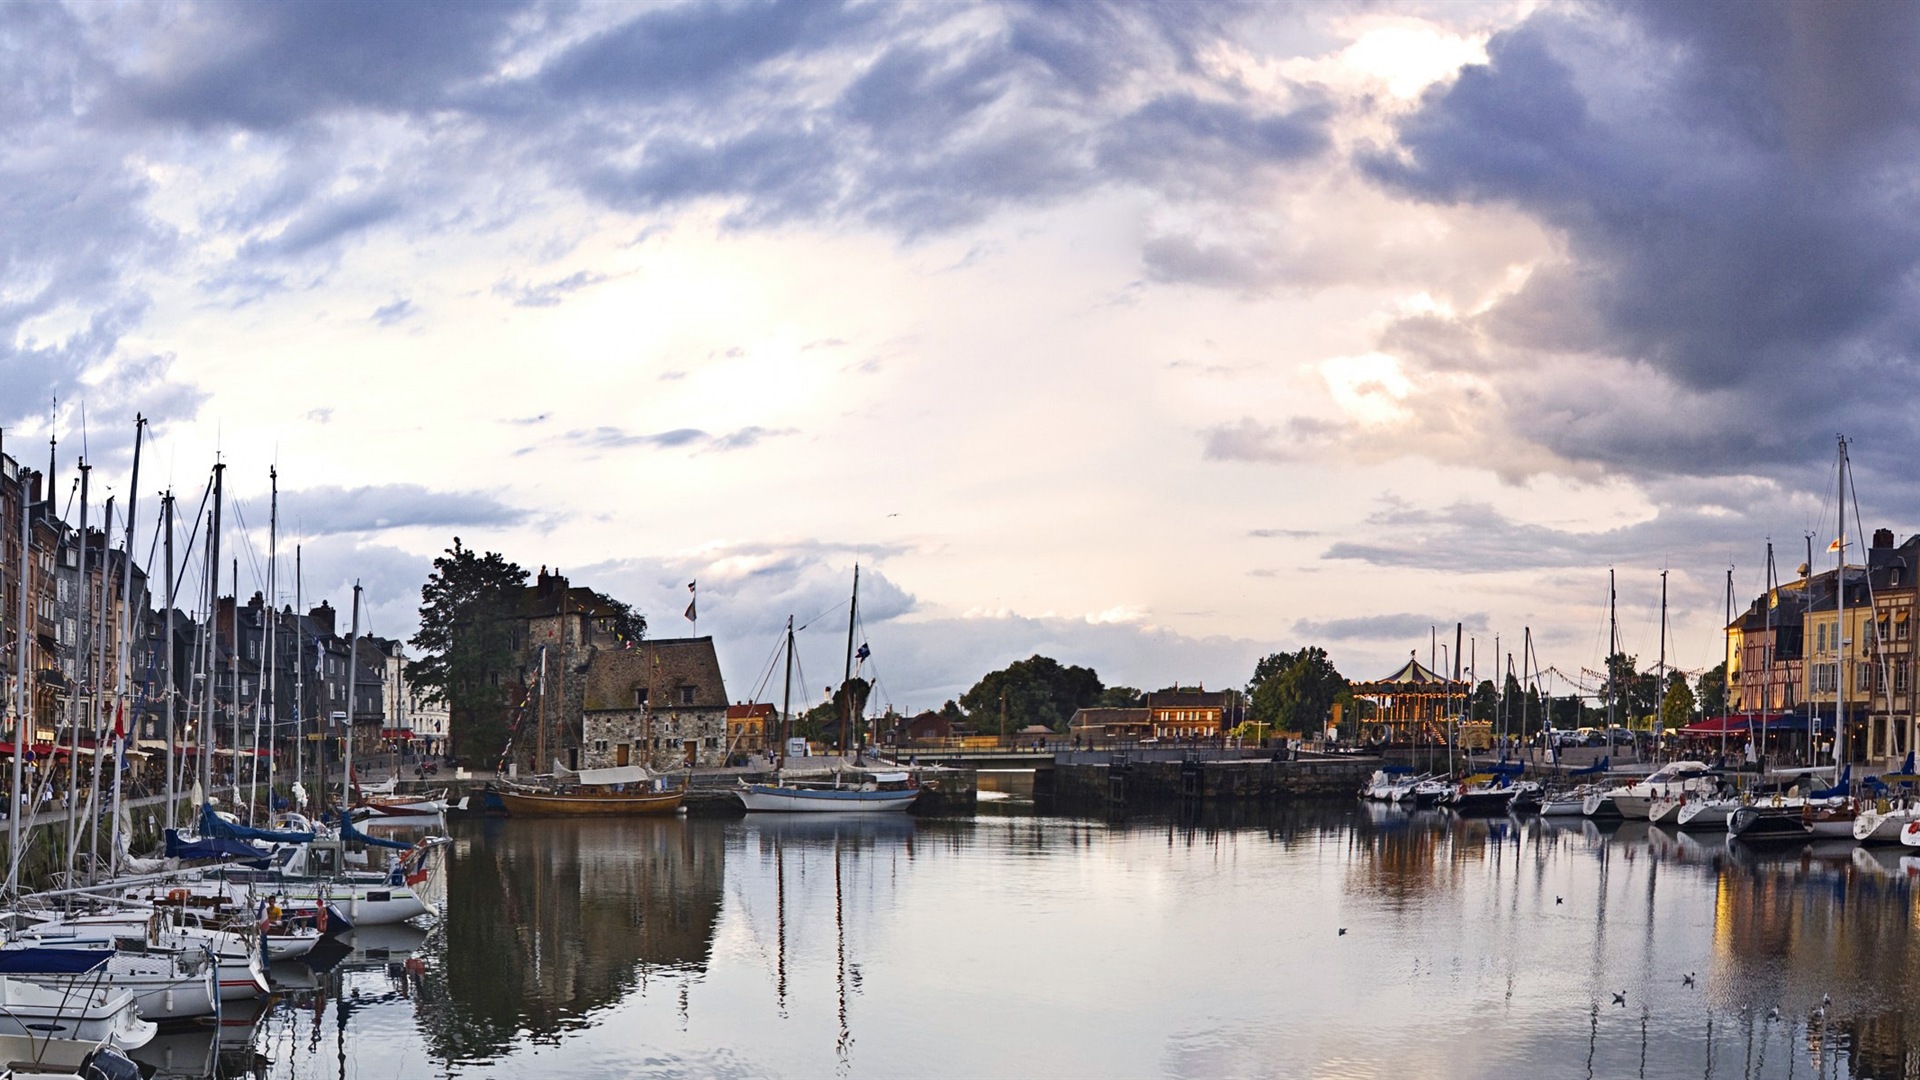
left=418, top=817, right=725, bottom=1062
left=1710, top=847, right=1920, bottom=1073
left=1344, top=810, right=1499, bottom=909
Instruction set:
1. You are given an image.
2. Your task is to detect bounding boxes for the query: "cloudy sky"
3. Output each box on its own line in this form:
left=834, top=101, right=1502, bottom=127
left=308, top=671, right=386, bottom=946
left=7, top=0, right=1914, bottom=713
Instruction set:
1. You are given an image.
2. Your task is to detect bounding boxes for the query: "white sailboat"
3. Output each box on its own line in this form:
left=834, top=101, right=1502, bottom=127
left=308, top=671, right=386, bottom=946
left=739, top=574, right=920, bottom=814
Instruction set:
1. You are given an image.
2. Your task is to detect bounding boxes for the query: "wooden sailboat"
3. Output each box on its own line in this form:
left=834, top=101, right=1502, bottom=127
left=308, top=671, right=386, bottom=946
left=491, top=636, right=683, bottom=816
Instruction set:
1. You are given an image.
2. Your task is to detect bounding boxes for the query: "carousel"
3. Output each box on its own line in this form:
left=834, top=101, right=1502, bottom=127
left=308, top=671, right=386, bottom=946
left=1352, top=652, right=1467, bottom=746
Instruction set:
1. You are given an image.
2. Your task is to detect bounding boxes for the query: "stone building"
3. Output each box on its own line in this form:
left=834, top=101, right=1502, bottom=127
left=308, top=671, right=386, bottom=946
left=725, top=702, right=773, bottom=757
left=580, top=638, right=729, bottom=770
left=506, top=568, right=633, bottom=770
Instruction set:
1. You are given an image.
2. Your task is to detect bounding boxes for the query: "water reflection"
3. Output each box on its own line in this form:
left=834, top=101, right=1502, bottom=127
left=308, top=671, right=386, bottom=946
left=167, top=805, right=1920, bottom=1076
left=420, top=816, right=724, bottom=1061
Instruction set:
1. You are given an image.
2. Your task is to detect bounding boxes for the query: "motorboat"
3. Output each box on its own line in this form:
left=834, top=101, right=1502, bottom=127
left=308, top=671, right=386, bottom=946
left=1598, top=761, right=1717, bottom=819
left=1730, top=797, right=1859, bottom=843
left=1442, top=774, right=1517, bottom=815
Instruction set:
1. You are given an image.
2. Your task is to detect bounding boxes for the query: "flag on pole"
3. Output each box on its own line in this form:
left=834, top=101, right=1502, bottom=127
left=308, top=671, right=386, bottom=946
left=685, top=581, right=697, bottom=622
left=855, top=643, right=870, bottom=661
left=1829, top=538, right=1845, bottom=552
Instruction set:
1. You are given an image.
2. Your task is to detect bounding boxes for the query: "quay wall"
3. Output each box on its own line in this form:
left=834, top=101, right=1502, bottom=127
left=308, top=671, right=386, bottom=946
left=1048, top=757, right=1375, bottom=812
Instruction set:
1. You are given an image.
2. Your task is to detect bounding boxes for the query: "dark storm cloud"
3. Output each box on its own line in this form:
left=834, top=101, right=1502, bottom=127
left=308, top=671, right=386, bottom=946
left=1361, top=3, right=1920, bottom=490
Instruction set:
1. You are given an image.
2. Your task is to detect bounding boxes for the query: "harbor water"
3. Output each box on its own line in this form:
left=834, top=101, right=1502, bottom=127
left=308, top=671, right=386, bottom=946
left=204, top=803, right=1920, bottom=1078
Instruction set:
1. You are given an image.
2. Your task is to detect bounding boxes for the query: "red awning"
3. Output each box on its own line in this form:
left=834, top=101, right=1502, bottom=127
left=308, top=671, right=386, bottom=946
left=380, top=729, right=413, bottom=740
left=1679, top=714, right=1790, bottom=736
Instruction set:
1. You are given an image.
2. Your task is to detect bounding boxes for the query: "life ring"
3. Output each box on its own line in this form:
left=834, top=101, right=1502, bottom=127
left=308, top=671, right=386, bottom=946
left=166, top=888, right=189, bottom=904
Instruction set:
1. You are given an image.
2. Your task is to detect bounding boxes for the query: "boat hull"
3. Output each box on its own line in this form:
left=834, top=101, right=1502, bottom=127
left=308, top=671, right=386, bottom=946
left=495, top=788, right=685, bottom=817
left=737, top=785, right=919, bottom=813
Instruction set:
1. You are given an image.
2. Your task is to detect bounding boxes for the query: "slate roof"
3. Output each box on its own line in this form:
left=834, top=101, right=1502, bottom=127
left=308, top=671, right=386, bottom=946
left=583, top=637, right=727, bottom=712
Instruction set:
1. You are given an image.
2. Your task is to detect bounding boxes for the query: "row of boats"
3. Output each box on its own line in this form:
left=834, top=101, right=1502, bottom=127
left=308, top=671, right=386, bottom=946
left=0, top=794, right=451, bottom=1079
left=1363, top=755, right=1920, bottom=845
left=475, top=761, right=926, bottom=816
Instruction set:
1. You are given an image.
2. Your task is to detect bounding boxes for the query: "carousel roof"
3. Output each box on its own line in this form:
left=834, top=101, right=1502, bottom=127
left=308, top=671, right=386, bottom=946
left=1356, top=654, right=1457, bottom=689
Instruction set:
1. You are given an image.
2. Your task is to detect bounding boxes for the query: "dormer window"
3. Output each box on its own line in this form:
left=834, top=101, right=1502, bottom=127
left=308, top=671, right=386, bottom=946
left=634, top=688, right=648, bottom=708
left=680, top=686, right=696, bottom=705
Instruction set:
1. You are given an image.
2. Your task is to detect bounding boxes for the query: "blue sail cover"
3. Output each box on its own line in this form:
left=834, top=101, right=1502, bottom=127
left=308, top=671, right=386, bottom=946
left=1568, top=756, right=1610, bottom=777
left=200, top=803, right=317, bottom=844
left=0, top=947, right=113, bottom=975
left=338, top=812, right=411, bottom=852
left=165, top=828, right=270, bottom=863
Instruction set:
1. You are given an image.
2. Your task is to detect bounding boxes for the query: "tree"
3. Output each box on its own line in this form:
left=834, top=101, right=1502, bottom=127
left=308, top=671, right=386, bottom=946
left=798, top=676, right=872, bottom=743
left=959, top=655, right=1104, bottom=733
left=409, top=539, right=528, bottom=766
left=1247, top=647, right=1348, bottom=733
left=1098, top=686, right=1144, bottom=708
left=1470, top=680, right=1498, bottom=723
left=598, top=596, right=648, bottom=643
left=1661, top=674, right=1697, bottom=733
left=1697, top=661, right=1727, bottom=718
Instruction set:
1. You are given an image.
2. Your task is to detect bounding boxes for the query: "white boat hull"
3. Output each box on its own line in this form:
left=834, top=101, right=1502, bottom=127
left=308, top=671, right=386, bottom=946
left=0, top=977, right=155, bottom=1049
left=737, top=785, right=919, bottom=813
left=1676, top=799, right=1737, bottom=830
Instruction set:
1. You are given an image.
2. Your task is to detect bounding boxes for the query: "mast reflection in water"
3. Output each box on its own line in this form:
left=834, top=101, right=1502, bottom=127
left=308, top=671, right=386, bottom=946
left=218, top=806, right=1920, bottom=1077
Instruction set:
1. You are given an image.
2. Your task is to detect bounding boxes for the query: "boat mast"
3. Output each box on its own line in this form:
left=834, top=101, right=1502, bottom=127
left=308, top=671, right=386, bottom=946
left=82, top=498, right=112, bottom=881
left=1656, top=568, right=1667, bottom=764
left=780, top=615, right=794, bottom=770
left=64, top=460, right=88, bottom=879
left=341, top=582, right=361, bottom=813
left=841, top=565, right=859, bottom=759
left=1606, top=568, right=1618, bottom=752
left=294, top=545, right=304, bottom=803
left=202, top=463, right=222, bottom=803
left=107, top=415, right=142, bottom=868
left=7, top=466, right=33, bottom=897
left=1723, top=564, right=1733, bottom=768
left=229, top=557, right=239, bottom=809
left=1837, top=435, right=1848, bottom=769
left=264, top=467, right=277, bottom=814
left=163, top=491, right=176, bottom=828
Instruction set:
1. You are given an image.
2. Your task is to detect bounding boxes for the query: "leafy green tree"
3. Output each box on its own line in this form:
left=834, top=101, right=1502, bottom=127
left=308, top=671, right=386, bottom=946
left=1098, top=686, right=1144, bottom=708
left=410, top=539, right=528, bottom=766
left=960, top=655, right=1104, bottom=734
left=598, top=596, right=648, bottom=643
left=798, top=677, right=871, bottom=743
left=1247, top=647, right=1348, bottom=733
left=1660, top=675, right=1697, bottom=733
left=1697, top=661, right=1727, bottom=718
left=1470, top=680, right=1498, bottom=723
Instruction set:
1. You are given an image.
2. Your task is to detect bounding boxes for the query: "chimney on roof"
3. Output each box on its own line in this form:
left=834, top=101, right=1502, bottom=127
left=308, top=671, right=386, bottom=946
left=310, top=601, right=336, bottom=637
left=1875, top=528, right=1895, bottom=549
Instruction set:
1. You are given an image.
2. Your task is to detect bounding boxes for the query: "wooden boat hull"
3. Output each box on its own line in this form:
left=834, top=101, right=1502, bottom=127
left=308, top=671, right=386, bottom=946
left=495, top=788, right=685, bottom=817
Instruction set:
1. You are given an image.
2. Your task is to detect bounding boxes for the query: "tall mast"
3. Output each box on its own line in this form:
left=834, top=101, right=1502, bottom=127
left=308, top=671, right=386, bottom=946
left=108, top=415, right=143, bottom=868
left=1724, top=564, right=1734, bottom=767
left=535, top=644, right=547, bottom=774
left=229, top=557, right=239, bottom=808
left=264, top=467, right=277, bottom=813
left=1607, top=568, right=1618, bottom=741
left=780, top=616, right=795, bottom=769
left=64, top=461, right=89, bottom=878
left=341, top=582, right=361, bottom=812
left=203, top=464, right=223, bottom=801
left=82, top=499, right=113, bottom=882
left=1656, top=568, right=1668, bottom=764
left=1837, top=435, right=1849, bottom=768
left=7, top=467, right=34, bottom=896
left=294, top=545, right=304, bottom=803
left=841, top=565, right=859, bottom=758
left=163, top=492, right=176, bottom=827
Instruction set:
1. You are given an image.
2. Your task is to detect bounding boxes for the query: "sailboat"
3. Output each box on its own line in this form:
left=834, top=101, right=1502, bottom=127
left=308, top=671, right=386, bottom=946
left=738, top=569, right=920, bottom=814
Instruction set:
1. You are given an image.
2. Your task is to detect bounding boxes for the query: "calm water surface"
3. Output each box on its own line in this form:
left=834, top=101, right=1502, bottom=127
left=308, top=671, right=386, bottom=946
left=192, top=804, right=1920, bottom=1078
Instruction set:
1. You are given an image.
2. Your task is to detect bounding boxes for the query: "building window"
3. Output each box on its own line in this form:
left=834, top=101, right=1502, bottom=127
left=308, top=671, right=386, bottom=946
left=594, top=740, right=608, bottom=753
left=680, top=686, right=695, bottom=705
left=1816, top=624, right=1827, bottom=652
left=634, top=688, right=648, bottom=707
left=1857, top=664, right=1873, bottom=693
